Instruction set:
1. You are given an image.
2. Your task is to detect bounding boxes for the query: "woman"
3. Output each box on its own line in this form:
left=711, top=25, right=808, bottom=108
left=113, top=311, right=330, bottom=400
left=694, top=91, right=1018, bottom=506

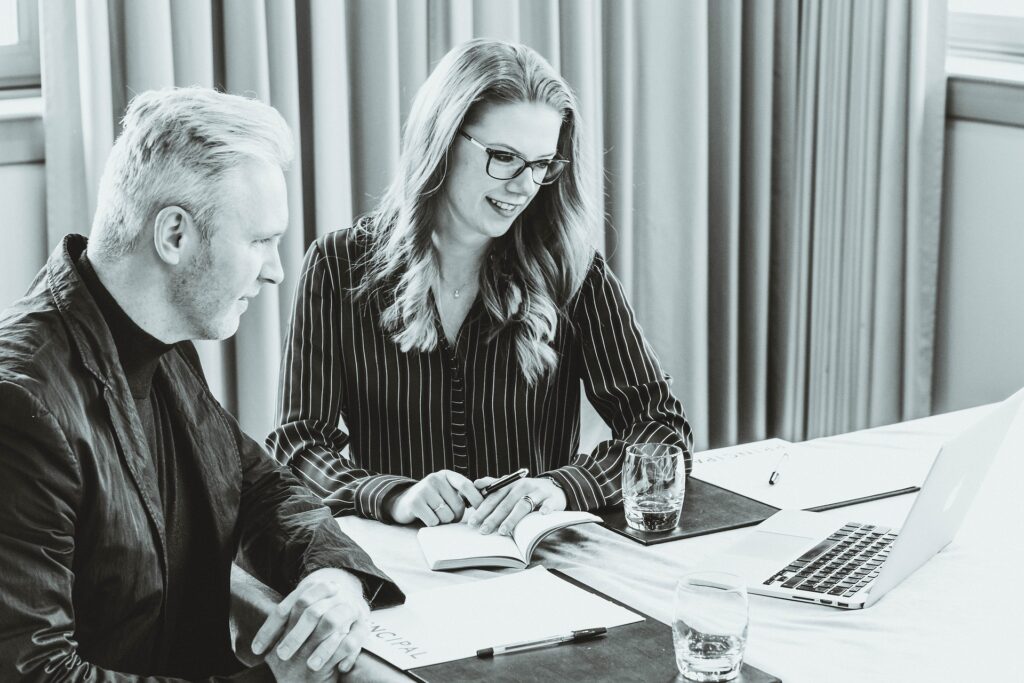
left=269, top=38, right=692, bottom=537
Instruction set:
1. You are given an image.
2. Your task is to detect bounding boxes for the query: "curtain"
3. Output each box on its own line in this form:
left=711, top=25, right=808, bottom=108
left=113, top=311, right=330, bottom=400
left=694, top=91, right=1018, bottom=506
left=38, top=0, right=946, bottom=450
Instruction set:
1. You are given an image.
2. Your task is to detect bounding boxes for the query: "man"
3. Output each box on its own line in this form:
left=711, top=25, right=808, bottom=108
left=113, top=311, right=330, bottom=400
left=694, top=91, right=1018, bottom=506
left=0, top=87, right=403, bottom=680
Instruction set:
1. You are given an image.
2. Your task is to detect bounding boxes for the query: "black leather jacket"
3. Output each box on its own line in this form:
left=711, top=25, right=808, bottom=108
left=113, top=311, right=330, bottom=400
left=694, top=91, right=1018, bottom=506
left=0, top=235, right=404, bottom=680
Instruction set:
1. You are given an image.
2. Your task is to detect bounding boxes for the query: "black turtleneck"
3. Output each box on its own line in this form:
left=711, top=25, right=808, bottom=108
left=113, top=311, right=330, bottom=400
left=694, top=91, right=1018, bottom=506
left=76, top=254, right=172, bottom=397
left=76, top=253, right=217, bottom=674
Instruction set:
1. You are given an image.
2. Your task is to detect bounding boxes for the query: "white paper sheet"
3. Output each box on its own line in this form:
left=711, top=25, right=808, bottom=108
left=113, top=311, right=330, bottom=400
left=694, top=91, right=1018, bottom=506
left=692, top=437, right=792, bottom=466
left=362, top=566, right=643, bottom=669
left=691, top=439, right=936, bottom=510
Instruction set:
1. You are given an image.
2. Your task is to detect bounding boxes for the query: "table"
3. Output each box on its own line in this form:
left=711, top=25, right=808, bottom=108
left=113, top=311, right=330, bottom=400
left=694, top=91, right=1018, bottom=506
left=234, top=404, right=1024, bottom=681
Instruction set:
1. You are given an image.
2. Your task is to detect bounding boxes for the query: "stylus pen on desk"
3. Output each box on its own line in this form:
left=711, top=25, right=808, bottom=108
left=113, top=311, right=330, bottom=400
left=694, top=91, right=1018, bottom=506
left=476, top=627, right=607, bottom=658
left=768, top=452, right=789, bottom=485
left=480, top=467, right=529, bottom=497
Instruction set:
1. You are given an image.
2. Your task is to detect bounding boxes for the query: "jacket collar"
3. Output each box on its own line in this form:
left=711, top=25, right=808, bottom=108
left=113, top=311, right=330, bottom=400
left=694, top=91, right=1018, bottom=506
left=46, top=234, right=137, bottom=391
left=46, top=234, right=170, bottom=579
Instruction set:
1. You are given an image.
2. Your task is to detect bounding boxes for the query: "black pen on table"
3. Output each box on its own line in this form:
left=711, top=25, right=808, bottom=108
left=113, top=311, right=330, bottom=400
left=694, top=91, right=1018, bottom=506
left=476, top=627, right=607, bottom=658
left=480, top=467, right=529, bottom=497
left=768, top=452, right=789, bottom=486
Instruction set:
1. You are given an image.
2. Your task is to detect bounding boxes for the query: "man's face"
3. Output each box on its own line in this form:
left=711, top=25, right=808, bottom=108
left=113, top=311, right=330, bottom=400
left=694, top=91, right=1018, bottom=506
left=170, top=159, right=288, bottom=340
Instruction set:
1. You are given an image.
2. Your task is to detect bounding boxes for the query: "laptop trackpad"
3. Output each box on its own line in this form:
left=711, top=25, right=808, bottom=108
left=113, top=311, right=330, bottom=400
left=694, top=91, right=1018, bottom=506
left=736, top=531, right=818, bottom=562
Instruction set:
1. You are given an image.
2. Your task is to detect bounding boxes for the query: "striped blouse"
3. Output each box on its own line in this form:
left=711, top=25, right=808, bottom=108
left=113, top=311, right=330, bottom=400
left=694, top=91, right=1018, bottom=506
left=268, top=227, right=693, bottom=520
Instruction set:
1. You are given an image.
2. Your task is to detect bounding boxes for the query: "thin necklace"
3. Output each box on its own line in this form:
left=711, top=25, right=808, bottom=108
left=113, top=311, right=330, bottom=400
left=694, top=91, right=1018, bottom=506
left=440, top=270, right=478, bottom=299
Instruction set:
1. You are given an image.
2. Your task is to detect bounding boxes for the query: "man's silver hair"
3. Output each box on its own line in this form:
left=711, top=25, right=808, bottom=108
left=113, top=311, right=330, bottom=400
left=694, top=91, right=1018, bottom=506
left=89, top=86, right=293, bottom=258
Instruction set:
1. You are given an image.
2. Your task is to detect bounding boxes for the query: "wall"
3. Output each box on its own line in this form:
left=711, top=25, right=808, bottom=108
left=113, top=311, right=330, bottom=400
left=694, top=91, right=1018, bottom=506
left=933, top=119, right=1024, bottom=413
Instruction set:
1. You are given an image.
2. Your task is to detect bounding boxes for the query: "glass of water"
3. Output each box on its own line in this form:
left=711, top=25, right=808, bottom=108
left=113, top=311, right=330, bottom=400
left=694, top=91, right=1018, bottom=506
left=622, top=442, right=685, bottom=532
left=673, top=572, right=749, bottom=682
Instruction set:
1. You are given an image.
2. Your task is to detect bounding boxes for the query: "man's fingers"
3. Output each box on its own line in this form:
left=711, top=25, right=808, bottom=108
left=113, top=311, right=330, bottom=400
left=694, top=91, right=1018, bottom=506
left=274, top=596, right=335, bottom=660
left=335, top=620, right=369, bottom=674
left=252, top=580, right=329, bottom=655
left=303, top=598, right=361, bottom=671
left=307, top=628, right=346, bottom=672
left=262, top=581, right=337, bottom=659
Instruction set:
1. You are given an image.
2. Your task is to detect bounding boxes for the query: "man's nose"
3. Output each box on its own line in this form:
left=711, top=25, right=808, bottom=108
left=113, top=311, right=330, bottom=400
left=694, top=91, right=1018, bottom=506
left=261, top=247, right=284, bottom=286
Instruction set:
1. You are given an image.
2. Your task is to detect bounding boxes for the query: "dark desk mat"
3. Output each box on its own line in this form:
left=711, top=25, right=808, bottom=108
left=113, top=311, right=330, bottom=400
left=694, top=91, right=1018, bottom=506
left=599, top=477, right=920, bottom=546
left=404, top=569, right=781, bottom=683
left=599, top=478, right=780, bottom=546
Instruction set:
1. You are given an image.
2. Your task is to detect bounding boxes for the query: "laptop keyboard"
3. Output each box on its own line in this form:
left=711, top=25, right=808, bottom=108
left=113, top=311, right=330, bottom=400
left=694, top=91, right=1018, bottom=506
left=763, top=522, right=898, bottom=598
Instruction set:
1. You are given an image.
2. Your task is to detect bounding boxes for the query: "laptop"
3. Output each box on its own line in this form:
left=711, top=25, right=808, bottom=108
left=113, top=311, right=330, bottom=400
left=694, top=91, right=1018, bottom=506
left=693, top=388, right=1024, bottom=610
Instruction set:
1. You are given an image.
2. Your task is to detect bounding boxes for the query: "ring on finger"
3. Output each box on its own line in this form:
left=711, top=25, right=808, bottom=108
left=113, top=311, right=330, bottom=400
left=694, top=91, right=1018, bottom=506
left=432, top=502, right=447, bottom=511
left=521, top=494, right=540, bottom=512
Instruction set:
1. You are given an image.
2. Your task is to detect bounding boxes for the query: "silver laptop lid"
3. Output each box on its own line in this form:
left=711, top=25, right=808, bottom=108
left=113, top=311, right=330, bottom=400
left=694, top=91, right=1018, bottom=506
left=866, top=388, right=1024, bottom=606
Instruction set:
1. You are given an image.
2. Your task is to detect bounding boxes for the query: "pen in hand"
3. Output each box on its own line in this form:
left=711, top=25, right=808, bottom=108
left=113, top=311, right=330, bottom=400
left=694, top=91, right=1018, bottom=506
left=480, top=467, right=529, bottom=497
left=476, top=627, right=607, bottom=658
left=768, top=452, right=789, bottom=486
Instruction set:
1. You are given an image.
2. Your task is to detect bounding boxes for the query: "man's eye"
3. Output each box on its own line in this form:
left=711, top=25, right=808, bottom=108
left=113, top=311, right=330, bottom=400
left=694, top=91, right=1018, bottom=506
left=490, top=151, right=517, bottom=164
left=534, top=160, right=552, bottom=170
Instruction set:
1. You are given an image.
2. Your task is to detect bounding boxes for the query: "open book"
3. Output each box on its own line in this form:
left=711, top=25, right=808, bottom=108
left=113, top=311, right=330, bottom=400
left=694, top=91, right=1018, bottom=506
left=417, top=511, right=600, bottom=570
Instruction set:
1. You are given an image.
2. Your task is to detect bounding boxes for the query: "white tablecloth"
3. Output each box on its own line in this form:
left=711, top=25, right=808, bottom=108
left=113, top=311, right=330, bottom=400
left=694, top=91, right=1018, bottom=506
left=337, top=405, right=1024, bottom=682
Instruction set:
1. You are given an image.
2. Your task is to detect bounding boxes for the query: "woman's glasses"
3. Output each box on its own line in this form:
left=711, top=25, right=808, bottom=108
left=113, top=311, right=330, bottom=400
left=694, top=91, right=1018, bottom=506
left=459, top=131, right=569, bottom=185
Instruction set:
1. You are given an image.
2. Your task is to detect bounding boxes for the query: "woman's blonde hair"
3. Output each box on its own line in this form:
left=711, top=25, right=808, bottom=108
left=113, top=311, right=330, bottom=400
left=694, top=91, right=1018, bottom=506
left=357, top=38, right=598, bottom=384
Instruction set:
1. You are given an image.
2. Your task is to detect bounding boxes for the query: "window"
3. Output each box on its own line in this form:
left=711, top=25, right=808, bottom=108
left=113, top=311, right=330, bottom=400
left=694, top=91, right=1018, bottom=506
left=0, top=0, right=40, bottom=90
left=947, top=0, right=1024, bottom=128
left=948, top=0, right=1024, bottom=61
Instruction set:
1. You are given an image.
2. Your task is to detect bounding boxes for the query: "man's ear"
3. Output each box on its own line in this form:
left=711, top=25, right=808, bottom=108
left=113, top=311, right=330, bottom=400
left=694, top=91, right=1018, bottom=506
left=153, top=206, right=197, bottom=266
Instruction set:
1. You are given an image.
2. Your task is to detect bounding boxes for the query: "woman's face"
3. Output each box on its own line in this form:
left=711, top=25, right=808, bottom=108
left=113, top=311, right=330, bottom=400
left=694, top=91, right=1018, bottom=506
left=437, top=101, right=563, bottom=245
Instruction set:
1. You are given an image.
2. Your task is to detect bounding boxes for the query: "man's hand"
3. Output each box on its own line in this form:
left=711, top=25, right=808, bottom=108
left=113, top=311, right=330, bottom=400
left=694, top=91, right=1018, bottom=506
left=252, top=568, right=370, bottom=676
left=467, top=477, right=567, bottom=536
left=384, top=470, right=483, bottom=526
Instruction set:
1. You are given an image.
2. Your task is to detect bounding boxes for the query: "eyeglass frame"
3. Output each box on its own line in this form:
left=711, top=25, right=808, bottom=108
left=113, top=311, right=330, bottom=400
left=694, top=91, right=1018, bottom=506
left=458, top=131, right=569, bottom=186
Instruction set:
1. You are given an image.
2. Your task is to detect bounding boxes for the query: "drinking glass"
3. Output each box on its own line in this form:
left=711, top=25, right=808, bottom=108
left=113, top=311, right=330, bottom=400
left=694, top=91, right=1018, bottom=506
left=673, top=572, right=749, bottom=682
left=621, top=443, right=685, bottom=532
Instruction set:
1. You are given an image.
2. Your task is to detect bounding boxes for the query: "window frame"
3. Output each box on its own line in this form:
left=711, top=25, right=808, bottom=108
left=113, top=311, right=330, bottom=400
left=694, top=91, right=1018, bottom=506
left=946, top=11, right=1024, bottom=128
left=0, top=0, right=41, bottom=90
left=948, top=12, right=1024, bottom=62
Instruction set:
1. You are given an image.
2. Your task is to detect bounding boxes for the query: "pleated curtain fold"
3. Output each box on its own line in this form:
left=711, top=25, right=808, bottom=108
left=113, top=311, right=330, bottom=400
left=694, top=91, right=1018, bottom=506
left=37, top=0, right=946, bottom=451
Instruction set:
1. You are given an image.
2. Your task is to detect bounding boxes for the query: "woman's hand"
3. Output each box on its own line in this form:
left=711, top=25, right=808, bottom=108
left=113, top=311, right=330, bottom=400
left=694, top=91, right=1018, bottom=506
left=384, top=470, right=483, bottom=526
left=466, top=477, right=567, bottom=536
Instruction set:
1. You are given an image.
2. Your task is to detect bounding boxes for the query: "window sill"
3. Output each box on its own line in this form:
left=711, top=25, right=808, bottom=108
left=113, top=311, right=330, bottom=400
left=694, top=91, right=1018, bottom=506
left=946, top=56, right=1024, bottom=128
left=0, top=95, right=44, bottom=165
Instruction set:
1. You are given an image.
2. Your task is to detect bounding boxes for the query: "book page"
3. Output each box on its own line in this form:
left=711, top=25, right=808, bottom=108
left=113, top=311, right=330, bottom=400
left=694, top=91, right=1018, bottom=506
left=511, top=510, right=601, bottom=559
left=418, top=521, right=521, bottom=567
left=363, top=566, right=643, bottom=670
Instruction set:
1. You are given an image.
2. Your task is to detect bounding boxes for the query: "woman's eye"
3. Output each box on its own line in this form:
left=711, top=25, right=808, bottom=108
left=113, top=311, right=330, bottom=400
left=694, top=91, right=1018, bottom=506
left=490, top=151, right=517, bottom=164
